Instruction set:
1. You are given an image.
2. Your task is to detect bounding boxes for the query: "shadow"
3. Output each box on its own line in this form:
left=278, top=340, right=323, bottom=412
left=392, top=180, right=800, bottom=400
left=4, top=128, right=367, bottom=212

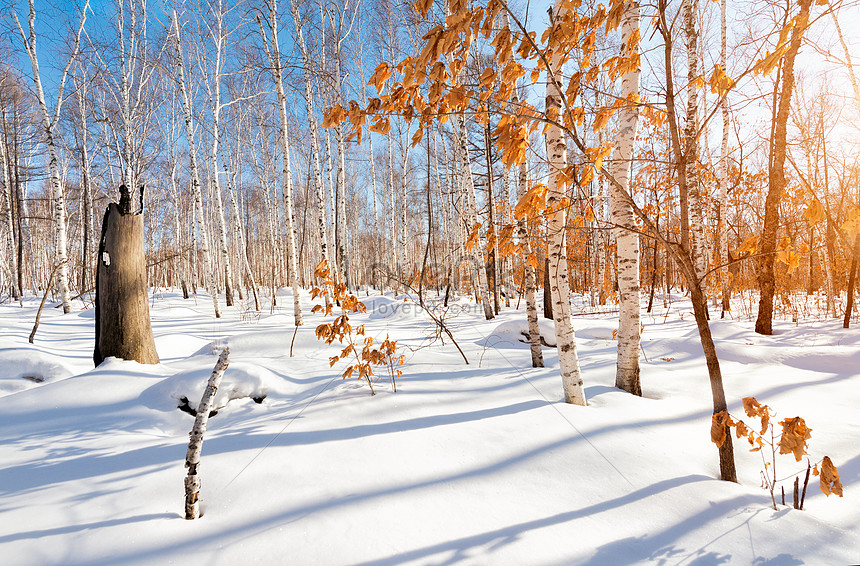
left=752, top=554, right=804, bottom=566
left=0, top=513, right=179, bottom=544
left=73, top=474, right=717, bottom=566
left=354, top=477, right=752, bottom=566
left=203, top=399, right=546, bottom=453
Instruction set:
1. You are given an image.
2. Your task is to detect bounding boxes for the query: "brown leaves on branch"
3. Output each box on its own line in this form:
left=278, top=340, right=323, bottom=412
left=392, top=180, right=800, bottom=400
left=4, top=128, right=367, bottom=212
left=311, top=260, right=403, bottom=394
left=320, top=0, right=646, bottom=185
left=777, top=417, right=812, bottom=462
left=712, top=397, right=842, bottom=498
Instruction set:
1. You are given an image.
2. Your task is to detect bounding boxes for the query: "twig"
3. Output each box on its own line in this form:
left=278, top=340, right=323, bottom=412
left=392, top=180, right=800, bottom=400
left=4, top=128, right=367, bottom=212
left=29, top=262, right=65, bottom=344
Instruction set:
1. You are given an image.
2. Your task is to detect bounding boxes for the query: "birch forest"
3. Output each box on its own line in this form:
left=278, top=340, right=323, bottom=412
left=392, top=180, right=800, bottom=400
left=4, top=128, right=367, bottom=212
left=2, top=0, right=860, bottom=560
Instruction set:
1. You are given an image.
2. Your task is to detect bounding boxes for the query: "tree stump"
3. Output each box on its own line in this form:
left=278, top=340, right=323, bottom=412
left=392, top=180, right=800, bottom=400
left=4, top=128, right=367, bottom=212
left=94, top=186, right=159, bottom=366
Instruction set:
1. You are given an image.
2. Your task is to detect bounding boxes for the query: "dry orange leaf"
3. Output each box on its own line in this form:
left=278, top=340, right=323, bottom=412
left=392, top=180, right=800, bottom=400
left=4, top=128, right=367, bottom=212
left=819, top=456, right=843, bottom=497
left=777, top=417, right=812, bottom=462
left=711, top=411, right=733, bottom=448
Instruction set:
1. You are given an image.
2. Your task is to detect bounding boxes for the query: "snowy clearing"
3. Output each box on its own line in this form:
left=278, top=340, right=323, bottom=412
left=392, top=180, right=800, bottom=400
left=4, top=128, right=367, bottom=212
left=0, top=290, right=858, bottom=565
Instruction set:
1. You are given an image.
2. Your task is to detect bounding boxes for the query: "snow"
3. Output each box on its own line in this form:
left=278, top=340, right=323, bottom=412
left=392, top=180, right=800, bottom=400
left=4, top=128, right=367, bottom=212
left=0, top=290, right=858, bottom=565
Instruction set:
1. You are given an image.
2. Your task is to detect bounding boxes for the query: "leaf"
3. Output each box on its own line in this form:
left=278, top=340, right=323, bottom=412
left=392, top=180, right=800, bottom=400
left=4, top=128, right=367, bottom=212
left=368, top=62, right=393, bottom=93
left=411, top=127, right=424, bottom=148
left=819, top=456, right=843, bottom=497
left=314, top=259, right=330, bottom=279
left=735, top=419, right=750, bottom=441
left=322, top=105, right=347, bottom=128
left=465, top=222, right=481, bottom=250
left=802, top=201, right=825, bottom=224
left=414, top=0, right=433, bottom=18
left=737, top=235, right=759, bottom=256
left=708, top=64, right=734, bottom=97
left=777, top=417, right=812, bottom=462
left=711, top=411, right=733, bottom=447
left=742, top=396, right=762, bottom=417
left=840, top=207, right=860, bottom=237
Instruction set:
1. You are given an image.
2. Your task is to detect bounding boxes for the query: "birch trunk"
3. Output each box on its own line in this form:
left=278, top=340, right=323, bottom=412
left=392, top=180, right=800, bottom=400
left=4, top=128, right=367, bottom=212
left=289, top=0, right=334, bottom=298
left=223, top=142, right=261, bottom=312
left=399, top=122, right=411, bottom=284
left=388, top=128, right=397, bottom=290
left=202, top=8, right=238, bottom=307
left=13, top=0, right=87, bottom=313
left=684, top=0, right=706, bottom=282
left=484, top=123, right=501, bottom=314
left=608, top=0, right=643, bottom=396
left=171, top=8, right=221, bottom=318
left=184, top=348, right=230, bottom=520
left=0, top=133, right=19, bottom=299
left=259, top=0, right=304, bottom=326
left=719, top=0, right=731, bottom=315
left=545, top=5, right=585, bottom=405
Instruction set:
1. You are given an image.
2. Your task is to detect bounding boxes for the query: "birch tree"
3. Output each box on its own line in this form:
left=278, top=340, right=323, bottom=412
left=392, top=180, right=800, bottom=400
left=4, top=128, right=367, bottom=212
left=171, top=7, right=221, bottom=318
left=198, top=0, right=238, bottom=307
left=289, top=0, right=336, bottom=294
left=607, top=0, right=643, bottom=395
left=12, top=0, right=89, bottom=313
left=544, top=5, right=585, bottom=404
left=718, top=0, right=731, bottom=316
left=258, top=0, right=304, bottom=326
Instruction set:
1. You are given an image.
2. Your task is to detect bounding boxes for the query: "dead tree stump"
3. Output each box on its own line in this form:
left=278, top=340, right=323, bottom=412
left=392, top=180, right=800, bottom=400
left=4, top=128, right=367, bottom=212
left=94, top=185, right=159, bottom=366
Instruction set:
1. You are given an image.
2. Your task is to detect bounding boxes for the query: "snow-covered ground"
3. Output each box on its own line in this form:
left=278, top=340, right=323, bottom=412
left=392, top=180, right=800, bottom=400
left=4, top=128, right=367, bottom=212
left=0, top=289, right=857, bottom=565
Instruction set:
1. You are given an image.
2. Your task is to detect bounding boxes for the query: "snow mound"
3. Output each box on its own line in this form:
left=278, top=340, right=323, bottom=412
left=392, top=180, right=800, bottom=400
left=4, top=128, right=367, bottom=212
left=145, top=360, right=293, bottom=413
left=367, top=300, right=420, bottom=322
left=154, top=333, right=211, bottom=359
left=485, top=318, right=557, bottom=347
left=0, top=347, right=75, bottom=396
left=193, top=332, right=296, bottom=358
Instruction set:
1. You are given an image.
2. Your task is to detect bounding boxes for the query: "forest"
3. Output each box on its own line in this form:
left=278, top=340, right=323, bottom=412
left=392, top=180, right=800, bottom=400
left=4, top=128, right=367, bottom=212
left=0, top=0, right=859, bottom=563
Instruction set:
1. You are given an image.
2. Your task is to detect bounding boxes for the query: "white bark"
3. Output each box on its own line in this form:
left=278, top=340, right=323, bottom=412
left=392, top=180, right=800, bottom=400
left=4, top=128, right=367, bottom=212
left=684, top=0, right=706, bottom=282
left=201, top=4, right=237, bottom=306
left=329, top=1, right=358, bottom=290
left=184, top=347, right=230, bottom=520
left=719, top=0, right=731, bottom=314
left=289, top=0, right=334, bottom=296
left=12, top=0, right=88, bottom=313
left=259, top=0, right=304, bottom=326
left=608, top=0, right=642, bottom=395
left=172, top=8, right=221, bottom=318
left=545, top=4, right=585, bottom=405
left=0, top=132, right=18, bottom=299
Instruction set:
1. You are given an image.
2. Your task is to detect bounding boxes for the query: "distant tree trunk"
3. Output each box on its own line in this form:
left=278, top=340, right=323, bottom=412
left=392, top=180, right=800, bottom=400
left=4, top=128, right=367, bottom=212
left=94, top=187, right=159, bottom=366
left=171, top=9, right=221, bottom=318
left=719, top=0, right=731, bottom=316
left=289, top=0, right=335, bottom=297
left=756, top=0, right=813, bottom=335
left=543, top=256, right=553, bottom=320
left=0, top=135, right=19, bottom=300
left=13, top=0, right=88, bottom=314
left=492, top=0, right=544, bottom=366
left=259, top=0, right=305, bottom=326
left=844, top=234, right=860, bottom=329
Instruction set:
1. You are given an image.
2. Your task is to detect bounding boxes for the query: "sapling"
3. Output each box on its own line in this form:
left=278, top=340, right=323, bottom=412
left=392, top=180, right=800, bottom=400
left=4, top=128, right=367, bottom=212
left=311, top=260, right=404, bottom=394
left=712, top=396, right=843, bottom=510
